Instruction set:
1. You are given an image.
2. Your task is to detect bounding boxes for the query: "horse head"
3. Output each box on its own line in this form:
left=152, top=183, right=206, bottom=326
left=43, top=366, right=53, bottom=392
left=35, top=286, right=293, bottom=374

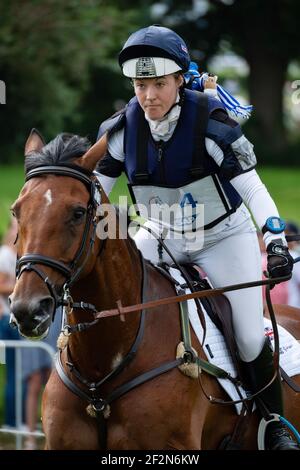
left=9, top=129, right=107, bottom=339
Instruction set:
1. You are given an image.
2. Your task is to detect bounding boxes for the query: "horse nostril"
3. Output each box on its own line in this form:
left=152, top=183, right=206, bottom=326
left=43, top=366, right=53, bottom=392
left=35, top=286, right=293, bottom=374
left=9, top=313, right=18, bottom=329
left=10, top=296, right=54, bottom=324
left=38, top=297, right=55, bottom=315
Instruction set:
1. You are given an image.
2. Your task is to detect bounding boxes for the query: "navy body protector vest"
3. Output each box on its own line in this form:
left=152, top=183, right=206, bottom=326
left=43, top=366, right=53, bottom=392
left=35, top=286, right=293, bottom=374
left=124, top=89, right=242, bottom=226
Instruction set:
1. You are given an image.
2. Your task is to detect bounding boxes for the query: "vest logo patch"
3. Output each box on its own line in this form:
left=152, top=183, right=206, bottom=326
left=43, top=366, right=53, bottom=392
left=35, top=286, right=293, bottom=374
left=177, top=192, right=200, bottom=227
left=180, top=192, right=198, bottom=208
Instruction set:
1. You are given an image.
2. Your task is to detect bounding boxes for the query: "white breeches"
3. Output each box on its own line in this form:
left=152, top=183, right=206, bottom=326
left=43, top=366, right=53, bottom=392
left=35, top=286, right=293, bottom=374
left=134, top=206, right=265, bottom=362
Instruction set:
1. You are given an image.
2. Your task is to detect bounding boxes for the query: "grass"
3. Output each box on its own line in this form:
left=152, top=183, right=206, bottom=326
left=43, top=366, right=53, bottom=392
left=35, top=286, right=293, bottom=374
left=257, top=167, right=300, bottom=225
left=0, top=366, right=4, bottom=428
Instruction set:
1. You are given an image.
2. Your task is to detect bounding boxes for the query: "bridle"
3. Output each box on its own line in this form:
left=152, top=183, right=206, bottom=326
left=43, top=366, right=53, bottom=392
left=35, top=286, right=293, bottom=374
left=15, top=164, right=102, bottom=313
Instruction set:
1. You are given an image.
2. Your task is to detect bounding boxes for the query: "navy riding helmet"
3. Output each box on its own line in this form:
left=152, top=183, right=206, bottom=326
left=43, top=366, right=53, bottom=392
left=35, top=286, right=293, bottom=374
left=118, top=25, right=191, bottom=73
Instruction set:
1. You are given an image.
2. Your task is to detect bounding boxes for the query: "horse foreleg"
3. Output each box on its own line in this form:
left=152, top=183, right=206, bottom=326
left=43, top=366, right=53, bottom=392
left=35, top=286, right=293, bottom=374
left=42, top=370, right=100, bottom=450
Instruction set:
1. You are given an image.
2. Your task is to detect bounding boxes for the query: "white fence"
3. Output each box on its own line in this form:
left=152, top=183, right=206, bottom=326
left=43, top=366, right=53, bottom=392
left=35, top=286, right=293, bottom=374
left=0, top=340, right=56, bottom=450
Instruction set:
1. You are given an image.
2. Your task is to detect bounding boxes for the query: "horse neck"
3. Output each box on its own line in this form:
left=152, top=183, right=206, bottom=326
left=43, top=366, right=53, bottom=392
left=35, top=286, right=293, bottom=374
left=68, top=233, right=143, bottom=378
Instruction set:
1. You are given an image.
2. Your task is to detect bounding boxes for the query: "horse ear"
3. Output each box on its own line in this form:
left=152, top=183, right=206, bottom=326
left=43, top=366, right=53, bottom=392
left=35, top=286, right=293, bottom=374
left=25, top=129, right=46, bottom=156
left=78, top=133, right=108, bottom=172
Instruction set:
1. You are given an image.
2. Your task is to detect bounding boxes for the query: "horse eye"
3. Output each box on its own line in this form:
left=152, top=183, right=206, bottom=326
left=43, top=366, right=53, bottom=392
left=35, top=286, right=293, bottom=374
left=73, top=208, right=86, bottom=220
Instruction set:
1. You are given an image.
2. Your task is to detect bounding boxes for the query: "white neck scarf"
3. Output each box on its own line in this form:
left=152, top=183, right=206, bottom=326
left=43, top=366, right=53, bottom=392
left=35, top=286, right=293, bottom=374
left=145, top=94, right=181, bottom=141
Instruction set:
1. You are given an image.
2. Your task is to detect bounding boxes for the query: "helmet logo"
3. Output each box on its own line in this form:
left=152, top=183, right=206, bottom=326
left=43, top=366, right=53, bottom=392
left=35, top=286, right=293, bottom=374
left=136, top=57, right=157, bottom=77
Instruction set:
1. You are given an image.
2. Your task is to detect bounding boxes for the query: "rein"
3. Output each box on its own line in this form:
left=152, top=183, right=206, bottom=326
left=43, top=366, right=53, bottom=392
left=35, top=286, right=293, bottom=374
left=95, top=274, right=292, bottom=320
left=95, top=226, right=299, bottom=320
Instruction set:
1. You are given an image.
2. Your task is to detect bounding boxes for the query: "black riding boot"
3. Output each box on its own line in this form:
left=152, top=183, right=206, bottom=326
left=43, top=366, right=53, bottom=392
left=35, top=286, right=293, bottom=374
left=243, top=340, right=300, bottom=450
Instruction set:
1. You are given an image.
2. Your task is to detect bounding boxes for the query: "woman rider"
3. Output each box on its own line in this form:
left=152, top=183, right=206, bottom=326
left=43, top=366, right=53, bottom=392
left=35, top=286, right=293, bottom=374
left=95, top=25, right=298, bottom=450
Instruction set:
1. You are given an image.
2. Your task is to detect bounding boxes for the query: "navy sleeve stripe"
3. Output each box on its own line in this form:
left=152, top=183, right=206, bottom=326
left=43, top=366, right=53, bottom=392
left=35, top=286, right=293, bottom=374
left=206, top=117, right=243, bottom=148
left=96, top=153, right=124, bottom=177
left=210, top=109, right=239, bottom=128
left=97, top=111, right=126, bottom=140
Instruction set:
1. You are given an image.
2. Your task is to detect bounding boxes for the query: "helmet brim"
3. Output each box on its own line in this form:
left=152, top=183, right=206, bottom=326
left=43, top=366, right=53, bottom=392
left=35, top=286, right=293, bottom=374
left=122, top=57, right=182, bottom=78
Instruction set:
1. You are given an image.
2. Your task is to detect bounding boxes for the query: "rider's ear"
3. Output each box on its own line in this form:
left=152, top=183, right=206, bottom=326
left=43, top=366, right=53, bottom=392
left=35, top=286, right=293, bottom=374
left=78, top=133, right=107, bottom=172
left=25, top=129, right=46, bottom=156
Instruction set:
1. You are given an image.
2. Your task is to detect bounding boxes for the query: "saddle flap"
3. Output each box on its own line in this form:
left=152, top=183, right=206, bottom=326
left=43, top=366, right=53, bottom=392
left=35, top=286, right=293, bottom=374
left=180, top=264, right=243, bottom=378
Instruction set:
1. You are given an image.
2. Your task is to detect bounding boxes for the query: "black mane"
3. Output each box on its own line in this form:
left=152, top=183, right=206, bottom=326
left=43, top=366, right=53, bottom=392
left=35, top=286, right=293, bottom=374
left=25, top=133, right=91, bottom=173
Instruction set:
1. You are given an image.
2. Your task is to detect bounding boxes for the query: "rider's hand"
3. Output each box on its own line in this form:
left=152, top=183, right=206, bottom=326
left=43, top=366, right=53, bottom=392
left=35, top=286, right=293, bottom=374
left=266, top=241, right=294, bottom=279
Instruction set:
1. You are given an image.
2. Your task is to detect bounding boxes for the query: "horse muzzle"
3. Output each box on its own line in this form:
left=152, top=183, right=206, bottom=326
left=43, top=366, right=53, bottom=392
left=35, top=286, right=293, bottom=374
left=9, top=295, right=54, bottom=339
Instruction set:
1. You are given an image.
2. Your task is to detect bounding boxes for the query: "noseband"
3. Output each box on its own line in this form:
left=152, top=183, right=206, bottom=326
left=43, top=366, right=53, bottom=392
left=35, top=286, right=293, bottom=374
left=16, top=165, right=102, bottom=311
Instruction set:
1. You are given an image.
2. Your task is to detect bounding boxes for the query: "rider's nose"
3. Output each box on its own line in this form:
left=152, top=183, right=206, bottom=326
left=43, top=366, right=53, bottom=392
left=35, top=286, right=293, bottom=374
left=146, top=86, right=157, bottom=101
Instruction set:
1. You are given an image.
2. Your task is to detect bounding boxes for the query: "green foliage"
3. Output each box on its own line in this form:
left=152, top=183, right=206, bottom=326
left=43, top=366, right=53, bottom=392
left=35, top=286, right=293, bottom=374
left=0, top=0, right=144, bottom=162
left=206, top=0, right=300, bottom=62
left=158, top=0, right=300, bottom=161
left=65, top=65, right=134, bottom=142
left=1, top=0, right=300, bottom=164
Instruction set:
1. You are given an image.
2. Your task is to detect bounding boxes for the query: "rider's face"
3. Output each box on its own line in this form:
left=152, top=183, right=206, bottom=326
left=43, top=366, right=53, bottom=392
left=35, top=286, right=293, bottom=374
left=133, top=74, right=183, bottom=120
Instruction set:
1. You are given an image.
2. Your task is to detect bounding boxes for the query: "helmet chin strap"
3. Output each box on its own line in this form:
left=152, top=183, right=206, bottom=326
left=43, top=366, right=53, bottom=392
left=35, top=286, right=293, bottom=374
left=162, top=84, right=185, bottom=117
left=163, top=99, right=181, bottom=117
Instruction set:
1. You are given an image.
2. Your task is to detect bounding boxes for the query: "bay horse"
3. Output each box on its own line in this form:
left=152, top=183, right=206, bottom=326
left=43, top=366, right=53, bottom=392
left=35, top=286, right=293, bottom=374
left=9, top=129, right=300, bottom=450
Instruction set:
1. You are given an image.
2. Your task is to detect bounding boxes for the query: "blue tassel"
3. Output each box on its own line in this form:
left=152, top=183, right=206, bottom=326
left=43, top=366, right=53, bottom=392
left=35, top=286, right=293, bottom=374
left=184, top=62, right=253, bottom=121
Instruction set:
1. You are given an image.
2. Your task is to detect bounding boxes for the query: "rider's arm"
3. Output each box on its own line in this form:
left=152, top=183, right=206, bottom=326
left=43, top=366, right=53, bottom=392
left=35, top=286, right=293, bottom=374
left=230, top=169, right=286, bottom=247
left=205, top=114, right=286, bottom=248
left=94, top=129, right=125, bottom=196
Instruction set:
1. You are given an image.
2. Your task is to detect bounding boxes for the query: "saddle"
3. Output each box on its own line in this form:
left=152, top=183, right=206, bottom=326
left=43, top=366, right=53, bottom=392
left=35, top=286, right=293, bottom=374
left=156, top=262, right=251, bottom=450
left=156, top=262, right=245, bottom=381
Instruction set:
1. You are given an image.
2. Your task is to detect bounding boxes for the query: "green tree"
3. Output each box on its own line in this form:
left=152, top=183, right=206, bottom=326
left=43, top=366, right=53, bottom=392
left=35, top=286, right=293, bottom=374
left=159, top=0, right=300, bottom=161
left=0, top=0, right=144, bottom=162
left=207, top=0, right=300, bottom=155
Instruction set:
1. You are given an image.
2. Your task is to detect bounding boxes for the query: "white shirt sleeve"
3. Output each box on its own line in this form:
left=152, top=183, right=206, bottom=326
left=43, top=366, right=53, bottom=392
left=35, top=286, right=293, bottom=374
left=93, top=129, right=125, bottom=196
left=94, top=172, right=117, bottom=196
left=107, top=129, right=125, bottom=162
left=205, top=138, right=285, bottom=247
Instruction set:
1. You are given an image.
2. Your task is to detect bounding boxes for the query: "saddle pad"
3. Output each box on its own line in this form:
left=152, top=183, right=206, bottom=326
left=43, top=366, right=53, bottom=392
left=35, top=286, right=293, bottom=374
left=169, top=268, right=300, bottom=414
